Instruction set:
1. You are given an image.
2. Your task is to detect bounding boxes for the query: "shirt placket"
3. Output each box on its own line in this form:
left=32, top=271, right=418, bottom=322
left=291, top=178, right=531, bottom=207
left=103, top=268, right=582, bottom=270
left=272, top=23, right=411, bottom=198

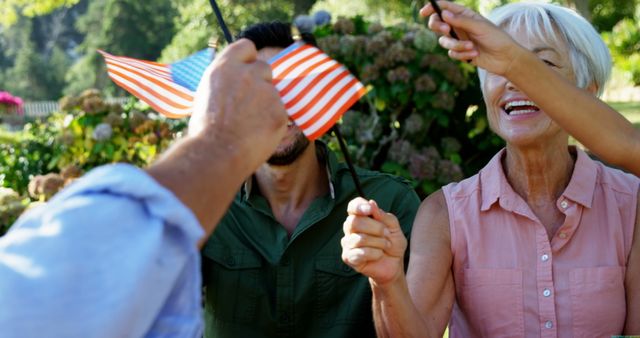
left=535, top=220, right=558, bottom=338
left=276, top=252, right=295, bottom=336
left=537, top=196, right=581, bottom=337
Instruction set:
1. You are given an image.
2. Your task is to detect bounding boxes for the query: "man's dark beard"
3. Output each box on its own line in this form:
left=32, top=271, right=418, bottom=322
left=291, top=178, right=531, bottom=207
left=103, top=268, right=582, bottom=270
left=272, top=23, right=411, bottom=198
left=267, top=133, right=310, bottom=166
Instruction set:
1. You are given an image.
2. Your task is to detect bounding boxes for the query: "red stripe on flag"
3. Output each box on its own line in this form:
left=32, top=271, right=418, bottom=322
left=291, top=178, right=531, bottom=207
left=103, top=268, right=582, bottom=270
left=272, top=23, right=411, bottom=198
left=299, top=77, right=360, bottom=130
left=106, top=75, right=191, bottom=118
left=290, top=71, right=350, bottom=119
left=306, top=85, right=366, bottom=140
left=105, top=61, right=193, bottom=102
left=281, top=63, right=342, bottom=109
left=278, top=57, right=335, bottom=98
left=272, top=50, right=323, bottom=87
left=270, top=44, right=314, bottom=69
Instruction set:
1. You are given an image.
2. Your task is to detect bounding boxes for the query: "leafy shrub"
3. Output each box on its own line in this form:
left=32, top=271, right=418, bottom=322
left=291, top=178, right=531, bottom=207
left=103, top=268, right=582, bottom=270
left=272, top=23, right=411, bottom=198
left=316, top=16, right=503, bottom=197
left=0, top=89, right=186, bottom=232
left=604, top=17, right=640, bottom=86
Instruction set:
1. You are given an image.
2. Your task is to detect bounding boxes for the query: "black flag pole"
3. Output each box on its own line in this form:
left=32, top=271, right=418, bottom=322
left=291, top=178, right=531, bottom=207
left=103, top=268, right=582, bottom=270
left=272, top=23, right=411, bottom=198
left=209, top=0, right=233, bottom=43
left=428, top=0, right=459, bottom=40
left=207, top=0, right=367, bottom=199
left=332, top=125, right=366, bottom=198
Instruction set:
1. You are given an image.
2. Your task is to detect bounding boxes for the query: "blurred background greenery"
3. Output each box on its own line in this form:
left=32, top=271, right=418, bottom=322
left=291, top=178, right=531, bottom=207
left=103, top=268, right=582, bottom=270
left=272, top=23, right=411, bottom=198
left=0, top=0, right=638, bottom=233
left=0, top=0, right=638, bottom=100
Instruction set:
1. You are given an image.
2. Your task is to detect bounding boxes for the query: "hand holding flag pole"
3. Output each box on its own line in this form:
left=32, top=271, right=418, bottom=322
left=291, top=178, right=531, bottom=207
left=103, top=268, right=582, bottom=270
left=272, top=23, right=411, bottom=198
left=101, top=0, right=369, bottom=199
left=207, top=0, right=367, bottom=198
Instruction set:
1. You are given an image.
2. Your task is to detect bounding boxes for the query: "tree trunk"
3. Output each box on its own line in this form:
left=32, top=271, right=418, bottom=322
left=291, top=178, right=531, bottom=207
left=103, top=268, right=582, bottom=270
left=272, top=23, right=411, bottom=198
left=294, top=0, right=317, bottom=15
left=564, top=0, right=591, bottom=22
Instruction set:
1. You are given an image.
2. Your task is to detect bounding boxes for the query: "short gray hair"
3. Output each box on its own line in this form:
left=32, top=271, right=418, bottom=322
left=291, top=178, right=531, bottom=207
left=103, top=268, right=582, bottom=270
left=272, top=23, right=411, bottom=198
left=479, top=2, right=611, bottom=97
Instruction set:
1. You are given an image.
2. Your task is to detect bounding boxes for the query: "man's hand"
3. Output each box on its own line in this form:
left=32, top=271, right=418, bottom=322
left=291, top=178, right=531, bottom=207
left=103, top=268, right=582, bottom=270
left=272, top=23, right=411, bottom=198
left=189, top=38, right=288, bottom=171
left=148, top=39, right=288, bottom=238
left=341, top=198, right=407, bottom=286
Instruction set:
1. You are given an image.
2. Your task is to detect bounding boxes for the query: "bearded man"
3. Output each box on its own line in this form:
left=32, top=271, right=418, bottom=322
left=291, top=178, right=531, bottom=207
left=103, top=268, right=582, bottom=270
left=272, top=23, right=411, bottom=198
left=200, top=22, right=420, bottom=338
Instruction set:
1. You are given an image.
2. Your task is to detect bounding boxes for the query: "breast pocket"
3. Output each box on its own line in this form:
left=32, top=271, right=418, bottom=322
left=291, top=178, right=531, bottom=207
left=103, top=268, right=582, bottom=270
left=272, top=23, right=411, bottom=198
left=314, top=256, right=371, bottom=327
left=570, top=266, right=626, bottom=337
left=458, top=269, right=524, bottom=338
left=202, top=247, right=263, bottom=324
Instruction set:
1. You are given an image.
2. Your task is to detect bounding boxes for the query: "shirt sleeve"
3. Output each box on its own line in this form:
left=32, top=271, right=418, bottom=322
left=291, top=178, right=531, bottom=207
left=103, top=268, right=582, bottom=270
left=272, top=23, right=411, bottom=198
left=0, top=164, right=204, bottom=338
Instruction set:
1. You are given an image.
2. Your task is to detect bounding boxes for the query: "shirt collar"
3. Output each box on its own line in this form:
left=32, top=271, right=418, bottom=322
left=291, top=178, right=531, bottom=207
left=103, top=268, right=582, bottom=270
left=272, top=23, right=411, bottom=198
left=560, top=147, right=597, bottom=208
left=479, top=146, right=598, bottom=211
left=479, top=148, right=507, bottom=211
left=242, top=140, right=336, bottom=201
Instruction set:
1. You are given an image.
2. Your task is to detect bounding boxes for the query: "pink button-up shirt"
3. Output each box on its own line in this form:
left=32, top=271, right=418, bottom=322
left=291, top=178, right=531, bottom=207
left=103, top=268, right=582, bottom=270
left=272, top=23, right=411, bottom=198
left=443, top=147, right=638, bottom=338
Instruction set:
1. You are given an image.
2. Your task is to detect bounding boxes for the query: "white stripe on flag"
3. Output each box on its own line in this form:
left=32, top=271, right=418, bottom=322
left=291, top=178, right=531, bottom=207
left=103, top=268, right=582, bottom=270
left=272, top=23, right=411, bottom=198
left=105, top=61, right=193, bottom=102
left=280, top=59, right=339, bottom=103
left=295, top=72, right=355, bottom=125
left=107, top=56, right=171, bottom=80
left=106, top=71, right=193, bottom=116
left=285, top=66, right=346, bottom=116
left=271, top=47, right=318, bottom=77
left=274, top=53, right=327, bottom=91
left=303, top=82, right=364, bottom=136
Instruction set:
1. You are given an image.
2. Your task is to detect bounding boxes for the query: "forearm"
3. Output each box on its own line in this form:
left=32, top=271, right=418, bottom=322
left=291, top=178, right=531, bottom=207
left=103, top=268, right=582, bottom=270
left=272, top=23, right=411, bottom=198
left=507, top=48, right=640, bottom=174
left=146, top=134, right=255, bottom=241
left=370, top=276, right=435, bottom=338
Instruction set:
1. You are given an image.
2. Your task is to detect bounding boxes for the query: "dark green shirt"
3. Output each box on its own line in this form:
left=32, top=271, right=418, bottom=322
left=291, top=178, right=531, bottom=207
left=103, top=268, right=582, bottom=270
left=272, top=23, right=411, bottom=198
left=201, top=142, right=420, bottom=338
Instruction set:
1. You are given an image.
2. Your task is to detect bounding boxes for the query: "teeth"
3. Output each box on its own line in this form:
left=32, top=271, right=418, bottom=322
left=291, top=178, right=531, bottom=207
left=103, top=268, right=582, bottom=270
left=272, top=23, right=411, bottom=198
left=287, top=120, right=294, bottom=127
left=509, top=109, right=538, bottom=115
left=505, top=100, right=538, bottom=111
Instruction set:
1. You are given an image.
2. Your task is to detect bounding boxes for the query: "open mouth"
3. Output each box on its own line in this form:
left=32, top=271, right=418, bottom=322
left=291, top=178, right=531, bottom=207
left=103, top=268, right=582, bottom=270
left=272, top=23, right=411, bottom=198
left=287, top=120, right=295, bottom=127
left=503, top=100, right=540, bottom=116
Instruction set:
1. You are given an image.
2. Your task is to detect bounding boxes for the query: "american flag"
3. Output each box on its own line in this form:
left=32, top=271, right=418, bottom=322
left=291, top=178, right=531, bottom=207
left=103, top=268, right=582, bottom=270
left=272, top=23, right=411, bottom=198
left=99, top=49, right=213, bottom=118
left=269, top=42, right=366, bottom=140
left=101, top=42, right=365, bottom=140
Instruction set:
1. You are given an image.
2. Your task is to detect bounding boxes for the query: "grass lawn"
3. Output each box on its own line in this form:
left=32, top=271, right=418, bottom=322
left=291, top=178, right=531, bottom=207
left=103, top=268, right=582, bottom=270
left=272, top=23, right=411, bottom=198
left=609, top=101, right=640, bottom=127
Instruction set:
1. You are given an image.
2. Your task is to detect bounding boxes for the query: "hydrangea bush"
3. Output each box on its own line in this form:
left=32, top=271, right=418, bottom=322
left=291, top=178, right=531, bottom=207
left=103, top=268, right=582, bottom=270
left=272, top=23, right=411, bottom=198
left=314, top=16, right=503, bottom=197
left=0, top=89, right=186, bottom=232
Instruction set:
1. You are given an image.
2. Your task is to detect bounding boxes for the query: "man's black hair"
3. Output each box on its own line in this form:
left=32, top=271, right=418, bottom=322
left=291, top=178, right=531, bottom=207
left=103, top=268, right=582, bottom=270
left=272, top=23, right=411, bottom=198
left=237, top=21, right=316, bottom=50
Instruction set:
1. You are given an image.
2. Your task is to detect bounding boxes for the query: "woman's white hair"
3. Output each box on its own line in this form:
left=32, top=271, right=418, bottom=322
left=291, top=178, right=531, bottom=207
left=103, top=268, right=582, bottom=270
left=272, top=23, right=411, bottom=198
left=479, top=1, right=611, bottom=96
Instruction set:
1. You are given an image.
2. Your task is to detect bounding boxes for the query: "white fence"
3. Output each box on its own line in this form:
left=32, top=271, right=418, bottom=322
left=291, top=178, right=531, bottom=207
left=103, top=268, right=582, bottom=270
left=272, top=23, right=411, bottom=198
left=22, top=97, right=130, bottom=119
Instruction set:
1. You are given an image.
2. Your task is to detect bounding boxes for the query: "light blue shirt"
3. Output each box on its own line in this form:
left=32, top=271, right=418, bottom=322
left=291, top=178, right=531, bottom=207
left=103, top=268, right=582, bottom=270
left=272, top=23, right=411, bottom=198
left=0, top=164, right=204, bottom=338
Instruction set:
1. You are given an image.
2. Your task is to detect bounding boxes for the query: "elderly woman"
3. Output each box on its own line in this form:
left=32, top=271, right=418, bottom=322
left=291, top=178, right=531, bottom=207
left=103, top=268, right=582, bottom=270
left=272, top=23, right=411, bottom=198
left=341, top=1, right=640, bottom=337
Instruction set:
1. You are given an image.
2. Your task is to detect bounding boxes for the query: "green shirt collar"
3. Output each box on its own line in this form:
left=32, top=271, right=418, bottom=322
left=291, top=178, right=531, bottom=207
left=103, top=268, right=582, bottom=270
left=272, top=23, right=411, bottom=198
left=242, top=140, right=337, bottom=201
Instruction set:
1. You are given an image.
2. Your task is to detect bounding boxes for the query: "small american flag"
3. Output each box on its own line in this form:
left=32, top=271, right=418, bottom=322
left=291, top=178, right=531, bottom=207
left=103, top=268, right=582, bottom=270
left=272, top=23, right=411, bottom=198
left=100, top=42, right=365, bottom=140
left=99, top=49, right=213, bottom=118
left=269, top=42, right=366, bottom=140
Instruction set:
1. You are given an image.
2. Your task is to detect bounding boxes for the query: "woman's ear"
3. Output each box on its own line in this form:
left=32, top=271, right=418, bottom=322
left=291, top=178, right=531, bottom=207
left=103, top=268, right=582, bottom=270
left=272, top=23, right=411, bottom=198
left=586, top=82, right=599, bottom=96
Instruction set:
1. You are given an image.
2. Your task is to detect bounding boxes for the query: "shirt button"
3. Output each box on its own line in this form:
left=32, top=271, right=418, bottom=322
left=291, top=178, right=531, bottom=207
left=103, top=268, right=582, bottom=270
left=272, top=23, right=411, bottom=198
left=560, top=200, right=569, bottom=209
left=281, top=312, right=290, bottom=323
left=545, top=320, right=553, bottom=329
left=543, top=288, right=551, bottom=297
left=541, top=254, right=549, bottom=262
left=559, top=232, right=567, bottom=239
left=225, top=256, right=236, bottom=267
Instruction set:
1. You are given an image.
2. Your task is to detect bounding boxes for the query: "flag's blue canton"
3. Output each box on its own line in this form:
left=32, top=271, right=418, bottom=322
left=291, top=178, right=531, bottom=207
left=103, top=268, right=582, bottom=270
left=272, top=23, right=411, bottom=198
left=170, top=49, right=213, bottom=92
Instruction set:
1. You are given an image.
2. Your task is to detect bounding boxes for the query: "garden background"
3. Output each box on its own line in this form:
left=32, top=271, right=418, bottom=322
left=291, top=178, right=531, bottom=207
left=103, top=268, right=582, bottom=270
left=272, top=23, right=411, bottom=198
left=1, top=0, right=639, bottom=234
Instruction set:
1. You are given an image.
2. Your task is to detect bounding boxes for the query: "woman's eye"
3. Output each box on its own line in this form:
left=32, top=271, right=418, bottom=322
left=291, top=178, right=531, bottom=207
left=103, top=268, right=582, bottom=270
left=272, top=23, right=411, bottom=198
left=542, top=59, right=558, bottom=67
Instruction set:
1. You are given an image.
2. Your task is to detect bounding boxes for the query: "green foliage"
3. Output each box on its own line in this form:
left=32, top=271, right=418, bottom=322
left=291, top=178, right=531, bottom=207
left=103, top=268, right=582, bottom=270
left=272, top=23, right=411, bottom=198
left=316, top=17, right=503, bottom=198
left=0, top=89, right=186, bottom=231
left=0, top=0, right=80, bottom=27
left=604, top=14, right=640, bottom=86
left=160, top=0, right=294, bottom=60
left=0, top=89, right=186, bottom=197
left=589, top=0, right=637, bottom=32
left=0, top=126, right=56, bottom=196
left=65, top=0, right=177, bottom=96
left=0, top=187, right=29, bottom=236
